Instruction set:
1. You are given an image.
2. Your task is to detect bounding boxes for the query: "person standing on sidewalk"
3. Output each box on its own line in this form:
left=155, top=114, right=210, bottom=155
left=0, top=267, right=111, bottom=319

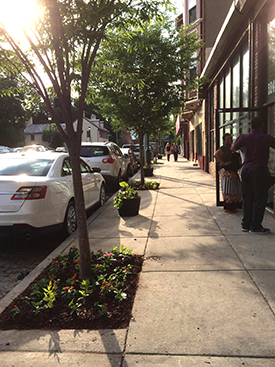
left=214, top=133, right=242, bottom=213
left=232, top=116, right=275, bottom=234
left=165, top=142, right=172, bottom=161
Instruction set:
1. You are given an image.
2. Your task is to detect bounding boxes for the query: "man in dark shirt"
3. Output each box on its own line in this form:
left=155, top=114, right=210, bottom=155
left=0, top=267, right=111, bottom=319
left=232, top=116, right=275, bottom=234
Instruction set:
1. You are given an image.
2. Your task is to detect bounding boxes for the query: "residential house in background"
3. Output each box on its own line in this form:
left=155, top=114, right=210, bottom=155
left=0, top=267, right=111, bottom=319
left=77, top=113, right=110, bottom=143
left=24, top=113, right=110, bottom=147
left=24, top=118, right=64, bottom=147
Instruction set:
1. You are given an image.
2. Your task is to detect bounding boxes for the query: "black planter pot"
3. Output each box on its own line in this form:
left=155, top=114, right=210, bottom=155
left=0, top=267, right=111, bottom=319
left=144, top=168, right=154, bottom=177
left=118, top=197, right=141, bottom=217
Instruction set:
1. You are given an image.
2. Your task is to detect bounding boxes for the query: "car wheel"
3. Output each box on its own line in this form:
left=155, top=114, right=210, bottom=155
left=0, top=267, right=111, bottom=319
left=99, top=184, right=106, bottom=206
left=63, top=201, right=77, bottom=236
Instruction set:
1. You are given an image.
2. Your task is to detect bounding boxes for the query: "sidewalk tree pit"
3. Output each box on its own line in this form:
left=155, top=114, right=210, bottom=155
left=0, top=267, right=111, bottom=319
left=0, top=245, right=143, bottom=330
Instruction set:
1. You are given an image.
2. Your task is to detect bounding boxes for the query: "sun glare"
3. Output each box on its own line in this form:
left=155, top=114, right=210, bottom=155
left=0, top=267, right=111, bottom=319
left=0, top=0, right=38, bottom=39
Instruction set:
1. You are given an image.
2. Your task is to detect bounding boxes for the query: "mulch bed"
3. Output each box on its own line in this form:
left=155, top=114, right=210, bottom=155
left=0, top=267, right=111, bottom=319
left=0, top=254, right=143, bottom=330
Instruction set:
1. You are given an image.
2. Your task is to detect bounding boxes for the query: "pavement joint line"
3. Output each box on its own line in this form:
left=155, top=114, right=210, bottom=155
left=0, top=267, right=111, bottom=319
left=220, top=222, right=275, bottom=319
left=143, top=188, right=159, bottom=257
left=123, top=352, right=275, bottom=359
left=148, top=234, right=224, bottom=238
left=247, top=268, right=275, bottom=318
left=141, top=269, right=253, bottom=273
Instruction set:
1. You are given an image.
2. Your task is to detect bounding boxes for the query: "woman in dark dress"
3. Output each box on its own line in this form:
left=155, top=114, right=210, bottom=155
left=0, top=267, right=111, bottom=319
left=214, top=133, right=242, bottom=213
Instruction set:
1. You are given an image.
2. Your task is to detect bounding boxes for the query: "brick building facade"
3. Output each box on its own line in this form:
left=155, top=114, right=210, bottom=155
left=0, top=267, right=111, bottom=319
left=177, top=0, right=275, bottom=214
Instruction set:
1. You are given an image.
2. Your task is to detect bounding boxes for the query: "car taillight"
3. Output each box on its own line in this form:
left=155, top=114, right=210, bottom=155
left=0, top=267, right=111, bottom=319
left=11, top=186, right=47, bottom=200
left=102, top=158, right=115, bottom=164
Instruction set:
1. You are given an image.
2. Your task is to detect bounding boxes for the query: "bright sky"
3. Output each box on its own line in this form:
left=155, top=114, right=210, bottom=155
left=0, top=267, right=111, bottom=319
left=0, top=0, right=39, bottom=39
left=174, top=0, right=183, bottom=13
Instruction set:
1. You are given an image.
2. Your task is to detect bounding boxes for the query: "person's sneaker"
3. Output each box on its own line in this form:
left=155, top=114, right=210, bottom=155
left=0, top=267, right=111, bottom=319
left=249, top=227, right=270, bottom=235
left=241, top=227, right=249, bottom=232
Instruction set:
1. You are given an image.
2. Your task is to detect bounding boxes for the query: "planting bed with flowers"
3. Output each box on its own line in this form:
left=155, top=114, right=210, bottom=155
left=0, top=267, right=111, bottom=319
left=0, top=245, right=143, bottom=330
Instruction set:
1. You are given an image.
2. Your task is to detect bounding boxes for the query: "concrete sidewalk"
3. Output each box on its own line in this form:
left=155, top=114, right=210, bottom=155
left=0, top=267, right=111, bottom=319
left=1, top=156, right=275, bottom=366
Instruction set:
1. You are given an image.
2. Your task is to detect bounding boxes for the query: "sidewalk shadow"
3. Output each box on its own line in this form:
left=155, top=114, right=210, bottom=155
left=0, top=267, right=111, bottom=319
left=157, top=175, right=215, bottom=188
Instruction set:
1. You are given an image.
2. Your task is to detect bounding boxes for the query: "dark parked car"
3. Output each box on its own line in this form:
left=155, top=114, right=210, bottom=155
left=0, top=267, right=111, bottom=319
left=121, top=148, right=139, bottom=176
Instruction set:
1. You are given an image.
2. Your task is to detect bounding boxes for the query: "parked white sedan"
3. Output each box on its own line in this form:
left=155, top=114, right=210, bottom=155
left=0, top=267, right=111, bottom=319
left=0, top=152, right=106, bottom=239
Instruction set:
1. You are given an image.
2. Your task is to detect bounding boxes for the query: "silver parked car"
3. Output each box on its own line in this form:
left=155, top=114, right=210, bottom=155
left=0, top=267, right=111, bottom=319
left=80, top=142, right=130, bottom=187
left=0, top=152, right=106, bottom=239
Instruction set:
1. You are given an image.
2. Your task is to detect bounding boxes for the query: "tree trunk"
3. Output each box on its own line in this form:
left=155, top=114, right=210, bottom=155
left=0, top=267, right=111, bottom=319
left=68, top=132, right=91, bottom=280
left=139, top=132, right=145, bottom=185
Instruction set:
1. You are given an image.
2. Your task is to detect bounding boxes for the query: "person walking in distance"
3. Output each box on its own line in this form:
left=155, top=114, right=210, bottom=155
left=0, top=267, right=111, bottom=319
left=232, top=116, right=275, bottom=234
left=165, top=142, right=172, bottom=161
left=172, top=143, right=179, bottom=162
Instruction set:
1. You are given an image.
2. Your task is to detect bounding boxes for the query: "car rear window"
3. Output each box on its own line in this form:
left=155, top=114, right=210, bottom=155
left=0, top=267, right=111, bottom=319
left=0, top=158, right=53, bottom=176
left=80, top=146, right=109, bottom=157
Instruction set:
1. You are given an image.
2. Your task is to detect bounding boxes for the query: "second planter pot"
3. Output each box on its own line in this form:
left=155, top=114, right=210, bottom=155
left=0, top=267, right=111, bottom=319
left=118, top=197, right=141, bottom=217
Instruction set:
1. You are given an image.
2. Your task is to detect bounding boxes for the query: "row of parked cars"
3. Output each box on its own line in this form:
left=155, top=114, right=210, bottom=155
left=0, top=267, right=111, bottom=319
left=0, top=142, right=139, bottom=239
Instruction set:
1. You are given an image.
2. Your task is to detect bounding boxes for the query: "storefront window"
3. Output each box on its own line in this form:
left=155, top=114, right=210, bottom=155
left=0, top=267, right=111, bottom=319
left=232, top=58, right=240, bottom=108
left=225, top=71, right=231, bottom=108
left=219, top=79, right=224, bottom=133
left=225, top=70, right=231, bottom=129
left=242, top=49, right=249, bottom=107
left=267, top=18, right=275, bottom=102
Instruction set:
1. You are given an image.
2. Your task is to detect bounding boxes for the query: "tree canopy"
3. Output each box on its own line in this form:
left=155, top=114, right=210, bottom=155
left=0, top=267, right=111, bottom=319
left=90, top=19, right=202, bottom=180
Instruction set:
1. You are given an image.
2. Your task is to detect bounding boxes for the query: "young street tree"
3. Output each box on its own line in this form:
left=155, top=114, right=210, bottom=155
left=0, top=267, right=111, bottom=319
left=90, top=20, right=202, bottom=182
left=0, top=0, right=172, bottom=279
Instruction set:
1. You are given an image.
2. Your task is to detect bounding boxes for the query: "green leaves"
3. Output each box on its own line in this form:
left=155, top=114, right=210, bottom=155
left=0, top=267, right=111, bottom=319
left=114, top=181, right=140, bottom=209
left=90, top=18, right=202, bottom=138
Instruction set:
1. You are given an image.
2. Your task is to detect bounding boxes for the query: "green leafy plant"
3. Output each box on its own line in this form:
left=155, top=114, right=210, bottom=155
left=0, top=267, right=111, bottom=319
left=11, top=305, right=20, bottom=319
left=143, top=162, right=153, bottom=169
left=43, top=280, right=58, bottom=309
left=129, top=180, right=160, bottom=190
left=113, top=181, right=140, bottom=209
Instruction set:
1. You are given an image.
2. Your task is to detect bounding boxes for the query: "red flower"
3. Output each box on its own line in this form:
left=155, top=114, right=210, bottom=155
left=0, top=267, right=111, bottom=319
left=63, top=287, right=68, bottom=290
left=14, top=305, right=17, bottom=308
left=104, top=303, right=108, bottom=307
left=74, top=259, right=79, bottom=263
left=72, top=273, right=77, bottom=280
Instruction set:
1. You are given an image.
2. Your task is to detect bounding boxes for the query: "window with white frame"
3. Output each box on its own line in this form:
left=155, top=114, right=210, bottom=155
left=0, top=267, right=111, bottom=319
left=188, top=0, right=196, bottom=24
